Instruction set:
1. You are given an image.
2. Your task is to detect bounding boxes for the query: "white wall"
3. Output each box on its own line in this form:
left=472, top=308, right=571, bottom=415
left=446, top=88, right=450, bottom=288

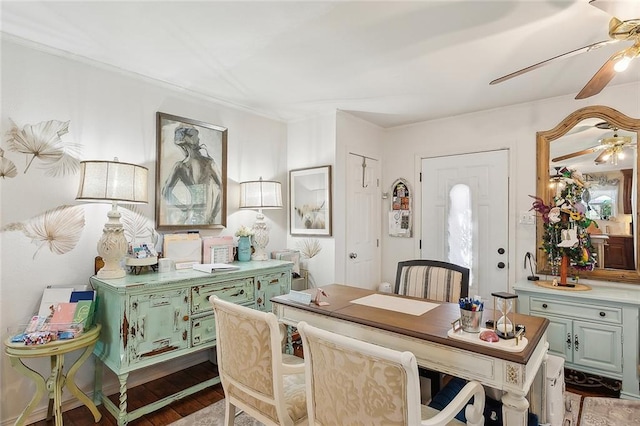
left=0, top=39, right=288, bottom=424
left=380, top=84, right=640, bottom=287
left=286, top=113, right=337, bottom=287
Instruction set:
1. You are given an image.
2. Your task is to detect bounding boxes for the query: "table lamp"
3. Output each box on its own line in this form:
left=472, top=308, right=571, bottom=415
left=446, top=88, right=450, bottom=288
left=239, top=177, right=282, bottom=261
left=76, top=158, right=148, bottom=278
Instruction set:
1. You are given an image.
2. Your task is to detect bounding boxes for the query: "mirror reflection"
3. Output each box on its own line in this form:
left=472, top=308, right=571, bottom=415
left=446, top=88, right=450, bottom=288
left=537, top=106, right=640, bottom=283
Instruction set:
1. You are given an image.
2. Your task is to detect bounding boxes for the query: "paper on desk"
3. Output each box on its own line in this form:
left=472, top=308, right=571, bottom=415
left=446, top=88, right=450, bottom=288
left=193, top=263, right=240, bottom=273
left=350, top=294, right=438, bottom=316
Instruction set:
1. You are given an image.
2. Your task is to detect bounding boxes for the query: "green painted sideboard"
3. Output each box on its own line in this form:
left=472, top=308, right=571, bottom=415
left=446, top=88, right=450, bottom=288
left=90, top=260, right=293, bottom=425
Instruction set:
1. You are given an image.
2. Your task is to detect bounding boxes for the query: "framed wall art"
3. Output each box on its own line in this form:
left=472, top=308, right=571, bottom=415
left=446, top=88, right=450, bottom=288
left=290, top=165, right=332, bottom=236
left=156, top=112, right=227, bottom=231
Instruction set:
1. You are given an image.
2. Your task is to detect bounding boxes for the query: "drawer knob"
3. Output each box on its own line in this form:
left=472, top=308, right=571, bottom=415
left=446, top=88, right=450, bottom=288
left=542, top=303, right=548, bottom=309
left=599, top=311, right=606, bottom=317
left=183, top=315, right=189, bottom=321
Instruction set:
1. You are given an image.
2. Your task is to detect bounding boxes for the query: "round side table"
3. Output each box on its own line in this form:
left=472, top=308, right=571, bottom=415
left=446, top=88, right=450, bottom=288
left=4, top=324, right=102, bottom=426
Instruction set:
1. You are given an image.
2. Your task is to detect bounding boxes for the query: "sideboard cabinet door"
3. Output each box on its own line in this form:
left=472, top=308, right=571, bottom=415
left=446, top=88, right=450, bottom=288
left=128, top=289, right=190, bottom=364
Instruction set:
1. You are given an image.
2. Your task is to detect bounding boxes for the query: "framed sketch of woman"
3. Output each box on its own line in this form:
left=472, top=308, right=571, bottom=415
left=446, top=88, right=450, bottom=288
left=156, top=112, right=227, bottom=230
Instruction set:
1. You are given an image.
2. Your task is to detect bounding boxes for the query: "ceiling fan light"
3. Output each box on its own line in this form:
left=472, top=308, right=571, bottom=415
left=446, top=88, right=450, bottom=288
left=614, top=55, right=632, bottom=72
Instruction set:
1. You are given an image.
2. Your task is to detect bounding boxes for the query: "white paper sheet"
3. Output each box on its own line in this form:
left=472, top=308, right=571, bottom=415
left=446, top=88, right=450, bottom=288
left=350, top=294, right=439, bottom=316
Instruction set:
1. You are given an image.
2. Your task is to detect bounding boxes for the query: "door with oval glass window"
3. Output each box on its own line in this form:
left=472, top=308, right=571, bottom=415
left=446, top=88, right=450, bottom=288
left=421, top=150, right=509, bottom=303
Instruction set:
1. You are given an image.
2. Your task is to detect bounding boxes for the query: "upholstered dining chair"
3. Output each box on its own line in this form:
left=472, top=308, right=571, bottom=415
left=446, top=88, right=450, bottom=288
left=395, top=259, right=470, bottom=302
left=394, top=259, right=470, bottom=398
left=209, top=295, right=308, bottom=426
left=297, top=321, right=485, bottom=426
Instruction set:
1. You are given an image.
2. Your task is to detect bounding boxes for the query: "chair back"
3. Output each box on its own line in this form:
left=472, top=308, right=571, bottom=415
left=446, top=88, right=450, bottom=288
left=395, top=259, right=469, bottom=302
left=297, top=320, right=422, bottom=425
left=297, top=321, right=485, bottom=426
left=209, top=295, right=306, bottom=426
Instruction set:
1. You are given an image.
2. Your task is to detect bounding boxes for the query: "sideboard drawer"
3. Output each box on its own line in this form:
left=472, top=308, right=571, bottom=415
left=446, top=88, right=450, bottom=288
left=529, top=297, right=622, bottom=324
left=191, top=314, right=216, bottom=346
left=191, top=278, right=255, bottom=314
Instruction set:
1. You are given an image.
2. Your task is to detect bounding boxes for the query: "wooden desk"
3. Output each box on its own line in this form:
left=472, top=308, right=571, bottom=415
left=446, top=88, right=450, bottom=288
left=272, top=284, right=549, bottom=426
left=4, top=325, right=102, bottom=426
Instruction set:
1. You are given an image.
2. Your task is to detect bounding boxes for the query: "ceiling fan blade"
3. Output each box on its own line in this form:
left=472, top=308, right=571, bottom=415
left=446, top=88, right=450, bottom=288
left=552, top=146, right=603, bottom=163
left=575, top=51, right=620, bottom=99
left=594, top=149, right=610, bottom=164
left=490, top=40, right=617, bottom=85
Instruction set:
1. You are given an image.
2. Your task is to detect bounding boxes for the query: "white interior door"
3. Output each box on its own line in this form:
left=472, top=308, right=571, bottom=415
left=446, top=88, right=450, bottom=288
left=421, top=150, right=509, bottom=302
left=346, top=153, right=381, bottom=289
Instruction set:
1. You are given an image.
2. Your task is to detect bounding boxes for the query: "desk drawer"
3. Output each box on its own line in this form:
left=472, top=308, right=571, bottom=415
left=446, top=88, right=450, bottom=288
left=191, top=314, right=216, bottom=346
left=529, top=297, right=622, bottom=324
left=191, top=278, right=255, bottom=314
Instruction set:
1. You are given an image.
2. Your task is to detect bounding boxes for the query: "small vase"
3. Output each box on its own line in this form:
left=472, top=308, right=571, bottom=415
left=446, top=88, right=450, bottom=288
left=237, top=236, right=252, bottom=262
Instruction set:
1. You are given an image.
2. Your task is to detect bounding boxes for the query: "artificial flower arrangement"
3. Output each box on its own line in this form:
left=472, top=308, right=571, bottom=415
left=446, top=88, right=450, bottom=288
left=530, top=167, right=598, bottom=274
left=235, top=225, right=255, bottom=237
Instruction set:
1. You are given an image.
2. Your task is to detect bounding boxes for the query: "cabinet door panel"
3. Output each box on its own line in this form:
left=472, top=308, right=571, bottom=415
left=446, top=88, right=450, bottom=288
left=256, top=271, right=289, bottom=312
left=574, top=321, right=622, bottom=373
left=546, top=316, right=573, bottom=361
left=128, top=289, right=189, bottom=364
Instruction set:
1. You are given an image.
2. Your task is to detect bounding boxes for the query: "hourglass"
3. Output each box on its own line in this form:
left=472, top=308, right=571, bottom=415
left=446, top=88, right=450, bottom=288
left=491, top=292, right=518, bottom=339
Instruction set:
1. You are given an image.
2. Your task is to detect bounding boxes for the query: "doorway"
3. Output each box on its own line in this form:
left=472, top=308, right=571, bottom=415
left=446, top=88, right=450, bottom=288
left=421, top=150, right=509, bottom=302
left=345, top=153, right=381, bottom=289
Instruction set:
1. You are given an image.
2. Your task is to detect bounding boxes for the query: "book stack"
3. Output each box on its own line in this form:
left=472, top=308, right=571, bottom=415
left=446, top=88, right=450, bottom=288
left=18, top=287, right=96, bottom=344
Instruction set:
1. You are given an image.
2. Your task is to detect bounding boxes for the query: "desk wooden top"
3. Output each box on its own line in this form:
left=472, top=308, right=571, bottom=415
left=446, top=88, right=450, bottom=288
left=272, top=284, right=549, bottom=364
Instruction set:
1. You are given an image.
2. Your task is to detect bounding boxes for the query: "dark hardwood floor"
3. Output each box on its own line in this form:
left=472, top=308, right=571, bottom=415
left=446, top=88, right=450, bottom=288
left=28, top=362, right=225, bottom=426
left=27, top=362, right=617, bottom=425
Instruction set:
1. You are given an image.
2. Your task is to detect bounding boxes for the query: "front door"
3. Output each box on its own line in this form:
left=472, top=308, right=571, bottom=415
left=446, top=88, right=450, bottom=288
left=421, top=150, right=509, bottom=303
left=346, top=153, right=381, bottom=289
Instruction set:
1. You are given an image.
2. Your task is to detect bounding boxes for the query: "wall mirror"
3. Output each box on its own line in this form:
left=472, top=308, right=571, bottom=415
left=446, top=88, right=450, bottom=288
left=536, top=105, right=640, bottom=284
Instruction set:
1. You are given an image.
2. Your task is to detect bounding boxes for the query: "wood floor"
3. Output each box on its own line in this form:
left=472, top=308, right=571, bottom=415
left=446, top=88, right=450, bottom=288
left=28, top=362, right=225, bottom=426
left=27, top=362, right=615, bottom=426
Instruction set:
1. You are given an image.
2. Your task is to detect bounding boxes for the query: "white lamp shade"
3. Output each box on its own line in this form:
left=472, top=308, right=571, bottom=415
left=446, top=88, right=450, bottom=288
left=239, top=178, right=282, bottom=209
left=76, top=160, right=148, bottom=203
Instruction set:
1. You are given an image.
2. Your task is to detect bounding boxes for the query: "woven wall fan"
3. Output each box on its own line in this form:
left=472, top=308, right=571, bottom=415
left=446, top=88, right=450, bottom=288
left=490, top=0, right=640, bottom=99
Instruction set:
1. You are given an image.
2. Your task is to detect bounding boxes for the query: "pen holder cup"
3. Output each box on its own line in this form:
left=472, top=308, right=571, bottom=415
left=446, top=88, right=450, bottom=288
left=459, top=308, right=482, bottom=333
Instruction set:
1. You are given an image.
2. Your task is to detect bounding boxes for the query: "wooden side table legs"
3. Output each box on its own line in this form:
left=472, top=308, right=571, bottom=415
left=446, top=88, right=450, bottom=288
left=65, top=343, right=102, bottom=422
left=8, top=357, right=46, bottom=426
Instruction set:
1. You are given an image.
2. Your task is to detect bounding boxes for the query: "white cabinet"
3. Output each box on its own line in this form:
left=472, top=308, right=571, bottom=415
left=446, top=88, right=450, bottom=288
left=514, top=280, right=639, bottom=400
left=91, top=260, right=292, bottom=425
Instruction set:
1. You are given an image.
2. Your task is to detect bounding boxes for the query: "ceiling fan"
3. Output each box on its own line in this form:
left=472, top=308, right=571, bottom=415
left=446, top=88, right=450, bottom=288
left=551, top=124, right=636, bottom=165
left=490, top=0, right=640, bottom=99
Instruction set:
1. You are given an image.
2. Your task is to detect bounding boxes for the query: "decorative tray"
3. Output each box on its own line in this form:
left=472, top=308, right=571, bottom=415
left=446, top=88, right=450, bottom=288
left=447, top=328, right=528, bottom=352
left=534, top=280, right=591, bottom=291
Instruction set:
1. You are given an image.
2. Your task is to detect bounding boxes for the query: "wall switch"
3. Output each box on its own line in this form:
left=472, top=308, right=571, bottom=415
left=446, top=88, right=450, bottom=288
left=519, top=211, right=535, bottom=225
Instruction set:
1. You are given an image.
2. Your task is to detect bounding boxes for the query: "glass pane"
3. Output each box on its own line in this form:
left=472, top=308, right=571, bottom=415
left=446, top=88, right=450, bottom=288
left=448, top=184, right=473, bottom=285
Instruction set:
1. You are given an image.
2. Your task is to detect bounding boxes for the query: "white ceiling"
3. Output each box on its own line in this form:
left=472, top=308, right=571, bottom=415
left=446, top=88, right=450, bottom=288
left=2, top=1, right=640, bottom=128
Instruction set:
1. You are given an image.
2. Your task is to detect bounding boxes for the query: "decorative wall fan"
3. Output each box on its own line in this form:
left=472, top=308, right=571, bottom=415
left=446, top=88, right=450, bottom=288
left=552, top=125, right=636, bottom=165
left=490, top=0, right=640, bottom=99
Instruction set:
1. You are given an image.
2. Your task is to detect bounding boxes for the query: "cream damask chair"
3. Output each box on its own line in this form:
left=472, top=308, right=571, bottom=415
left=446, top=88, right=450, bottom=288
left=297, top=321, right=484, bottom=426
left=209, top=295, right=307, bottom=426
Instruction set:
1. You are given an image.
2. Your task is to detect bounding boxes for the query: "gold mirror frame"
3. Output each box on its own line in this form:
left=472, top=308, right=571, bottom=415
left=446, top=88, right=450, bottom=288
left=536, top=105, right=640, bottom=284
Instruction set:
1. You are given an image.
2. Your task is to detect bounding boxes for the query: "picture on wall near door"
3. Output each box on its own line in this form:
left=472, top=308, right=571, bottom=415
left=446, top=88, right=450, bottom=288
left=155, top=112, right=227, bottom=231
left=290, top=165, right=332, bottom=236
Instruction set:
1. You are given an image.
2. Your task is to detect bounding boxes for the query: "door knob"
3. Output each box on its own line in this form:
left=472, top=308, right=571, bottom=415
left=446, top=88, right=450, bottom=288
left=497, top=262, right=505, bottom=269
left=497, top=248, right=505, bottom=254
left=349, top=252, right=358, bottom=259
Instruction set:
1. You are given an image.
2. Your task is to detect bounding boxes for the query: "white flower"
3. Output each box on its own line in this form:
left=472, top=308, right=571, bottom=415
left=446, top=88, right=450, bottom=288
left=235, top=225, right=254, bottom=237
